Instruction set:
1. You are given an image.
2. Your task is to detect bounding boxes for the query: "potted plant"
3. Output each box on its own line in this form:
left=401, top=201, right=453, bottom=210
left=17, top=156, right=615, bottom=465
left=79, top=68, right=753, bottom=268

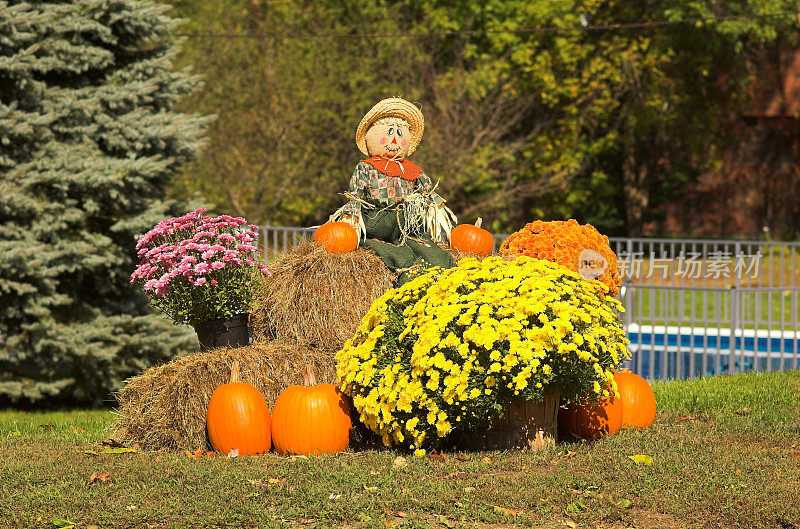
left=130, top=209, right=270, bottom=349
left=336, top=256, right=630, bottom=454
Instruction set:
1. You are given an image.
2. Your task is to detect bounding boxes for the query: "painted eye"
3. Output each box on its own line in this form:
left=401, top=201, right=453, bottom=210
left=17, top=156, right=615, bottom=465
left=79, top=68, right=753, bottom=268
left=387, top=126, right=394, bottom=136
left=397, top=128, right=403, bottom=138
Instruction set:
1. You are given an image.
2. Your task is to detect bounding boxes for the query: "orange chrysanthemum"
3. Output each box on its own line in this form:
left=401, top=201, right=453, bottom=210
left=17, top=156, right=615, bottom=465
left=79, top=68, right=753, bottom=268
left=499, top=219, right=621, bottom=297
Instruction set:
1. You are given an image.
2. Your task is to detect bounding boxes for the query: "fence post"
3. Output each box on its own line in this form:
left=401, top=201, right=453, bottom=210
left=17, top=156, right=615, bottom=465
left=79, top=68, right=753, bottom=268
left=624, top=239, right=634, bottom=329
left=729, top=241, right=741, bottom=375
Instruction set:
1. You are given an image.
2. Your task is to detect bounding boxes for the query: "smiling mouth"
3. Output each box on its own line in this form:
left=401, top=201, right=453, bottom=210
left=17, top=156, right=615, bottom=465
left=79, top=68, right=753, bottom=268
left=385, top=146, right=401, bottom=153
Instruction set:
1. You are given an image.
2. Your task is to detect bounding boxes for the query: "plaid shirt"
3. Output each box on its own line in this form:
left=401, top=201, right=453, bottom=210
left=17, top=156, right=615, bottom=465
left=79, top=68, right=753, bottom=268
left=341, top=162, right=444, bottom=217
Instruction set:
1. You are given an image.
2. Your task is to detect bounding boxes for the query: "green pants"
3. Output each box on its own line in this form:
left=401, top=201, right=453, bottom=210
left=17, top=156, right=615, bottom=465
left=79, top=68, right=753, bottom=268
left=361, top=209, right=453, bottom=285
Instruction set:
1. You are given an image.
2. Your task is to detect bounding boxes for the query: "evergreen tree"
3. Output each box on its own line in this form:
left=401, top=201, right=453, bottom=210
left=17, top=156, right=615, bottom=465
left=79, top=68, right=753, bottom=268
left=0, top=0, right=210, bottom=404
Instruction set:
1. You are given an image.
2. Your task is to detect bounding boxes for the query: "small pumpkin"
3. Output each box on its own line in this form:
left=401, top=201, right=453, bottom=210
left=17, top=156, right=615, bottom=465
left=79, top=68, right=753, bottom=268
left=314, top=221, right=358, bottom=253
left=558, top=394, right=623, bottom=439
left=614, top=369, right=656, bottom=429
left=207, top=360, right=272, bottom=455
left=272, top=365, right=352, bottom=455
left=451, top=217, right=494, bottom=257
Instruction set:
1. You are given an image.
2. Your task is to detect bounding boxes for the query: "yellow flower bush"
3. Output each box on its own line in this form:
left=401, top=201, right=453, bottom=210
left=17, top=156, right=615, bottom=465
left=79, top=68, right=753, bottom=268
left=336, top=256, right=630, bottom=450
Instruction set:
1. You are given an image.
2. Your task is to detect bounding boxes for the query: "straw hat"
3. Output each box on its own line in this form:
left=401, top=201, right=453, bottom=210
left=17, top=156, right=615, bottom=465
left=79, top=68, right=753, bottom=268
left=356, top=97, right=424, bottom=157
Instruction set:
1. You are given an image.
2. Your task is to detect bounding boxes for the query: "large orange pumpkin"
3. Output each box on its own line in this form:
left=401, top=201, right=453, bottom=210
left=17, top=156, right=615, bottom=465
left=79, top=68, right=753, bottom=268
left=614, top=370, right=656, bottom=429
left=558, top=394, right=623, bottom=439
left=451, top=217, right=494, bottom=257
left=313, top=221, right=358, bottom=253
left=271, top=365, right=351, bottom=455
left=207, top=361, right=272, bottom=455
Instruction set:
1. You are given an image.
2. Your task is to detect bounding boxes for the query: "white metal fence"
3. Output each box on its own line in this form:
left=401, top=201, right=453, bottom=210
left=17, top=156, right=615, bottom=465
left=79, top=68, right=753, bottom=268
left=609, top=238, right=799, bottom=379
left=260, top=226, right=800, bottom=380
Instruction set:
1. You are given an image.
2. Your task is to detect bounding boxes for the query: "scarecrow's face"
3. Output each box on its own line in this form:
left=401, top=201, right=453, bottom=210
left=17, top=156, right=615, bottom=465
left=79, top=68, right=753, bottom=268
left=365, top=119, right=411, bottom=159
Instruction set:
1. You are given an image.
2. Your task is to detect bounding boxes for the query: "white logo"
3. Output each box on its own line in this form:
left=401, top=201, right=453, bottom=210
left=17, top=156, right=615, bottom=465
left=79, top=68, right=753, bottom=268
left=578, top=249, right=608, bottom=280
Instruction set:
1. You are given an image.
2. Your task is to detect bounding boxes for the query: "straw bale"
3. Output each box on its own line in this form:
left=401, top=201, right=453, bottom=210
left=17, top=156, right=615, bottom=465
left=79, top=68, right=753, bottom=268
left=251, top=243, right=393, bottom=350
left=113, top=340, right=337, bottom=450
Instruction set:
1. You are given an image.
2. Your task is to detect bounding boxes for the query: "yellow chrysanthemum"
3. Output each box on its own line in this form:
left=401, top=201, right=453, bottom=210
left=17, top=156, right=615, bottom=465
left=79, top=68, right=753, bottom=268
left=335, top=256, right=630, bottom=450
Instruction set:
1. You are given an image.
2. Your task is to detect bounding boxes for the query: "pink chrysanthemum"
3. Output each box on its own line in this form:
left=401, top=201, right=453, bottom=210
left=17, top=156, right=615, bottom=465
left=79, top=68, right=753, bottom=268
left=130, top=209, right=271, bottom=326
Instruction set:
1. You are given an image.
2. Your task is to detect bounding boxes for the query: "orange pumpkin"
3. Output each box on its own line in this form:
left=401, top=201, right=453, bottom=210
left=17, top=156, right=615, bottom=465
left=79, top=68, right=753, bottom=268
left=451, top=217, right=494, bottom=257
left=207, top=361, right=272, bottom=455
left=558, top=394, right=623, bottom=439
left=271, top=365, right=352, bottom=455
left=313, top=221, right=358, bottom=253
left=614, top=370, right=656, bottom=429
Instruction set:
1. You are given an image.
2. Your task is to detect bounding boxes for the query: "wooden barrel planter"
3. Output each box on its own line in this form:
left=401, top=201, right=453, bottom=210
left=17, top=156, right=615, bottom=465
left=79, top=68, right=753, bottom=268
left=462, top=392, right=559, bottom=451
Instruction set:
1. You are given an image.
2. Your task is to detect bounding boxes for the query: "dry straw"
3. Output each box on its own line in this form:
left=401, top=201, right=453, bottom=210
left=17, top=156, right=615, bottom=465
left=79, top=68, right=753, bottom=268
left=113, top=341, right=337, bottom=450
left=251, top=243, right=393, bottom=350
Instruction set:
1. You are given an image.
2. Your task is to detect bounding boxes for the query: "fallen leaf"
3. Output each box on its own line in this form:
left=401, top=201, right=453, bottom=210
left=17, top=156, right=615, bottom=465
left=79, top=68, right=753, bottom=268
left=268, top=478, right=286, bottom=486
left=434, top=514, right=455, bottom=528
left=358, top=513, right=372, bottom=522
left=227, top=448, right=239, bottom=458
left=87, top=472, right=110, bottom=485
left=370, top=470, right=381, bottom=475
left=51, top=517, right=74, bottom=529
left=564, top=520, right=578, bottom=528
left=101, top=447, right=137, bottom=455
left=735, top=407, right=752, bottom=416
left=617, top=499, right=632, bottom=509
left=481, top=456, right=491, bottom=463
left=567, top=500, right=587, bottom=512
left=101, top=439, right=125, bottom=448
left=464, top=486, right=476, bottom=493
left=629, top=454, right=653, bottom=465
left=39, top=423, right=54, bottom=431
left=455, top=454, right=468, bottom=461
left=328, top=493, right=341, bottom=501
left=363, top=485, right=378, bottom=492
left=493, top=506, right=522, bottom=516
left=393, top=456, right=408, bottom=468
left=185, top=449, right=214, bottom=459
left=125, top=505, right=137, bottom=511
left=428, top=450, right=447, bottom=462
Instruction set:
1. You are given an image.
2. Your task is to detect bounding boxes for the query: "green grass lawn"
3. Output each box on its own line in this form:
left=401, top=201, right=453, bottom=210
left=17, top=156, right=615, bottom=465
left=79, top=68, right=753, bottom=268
left=2, top=371, right=799, bottom=529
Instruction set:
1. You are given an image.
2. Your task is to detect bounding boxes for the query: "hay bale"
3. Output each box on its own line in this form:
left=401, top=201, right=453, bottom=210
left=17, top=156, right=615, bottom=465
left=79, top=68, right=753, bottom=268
left=251, top=243, right=393, bottom=350
left=113, top=341, right=337, bottom=450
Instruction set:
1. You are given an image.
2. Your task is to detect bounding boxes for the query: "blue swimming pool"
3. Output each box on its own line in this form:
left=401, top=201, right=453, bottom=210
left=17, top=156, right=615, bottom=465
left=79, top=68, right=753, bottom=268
left=625, top=324, right=800, bottom=379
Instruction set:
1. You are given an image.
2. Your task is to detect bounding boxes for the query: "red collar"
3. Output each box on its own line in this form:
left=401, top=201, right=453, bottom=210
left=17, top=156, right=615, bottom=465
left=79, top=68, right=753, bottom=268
left=362, top=156, right=422, bottom=181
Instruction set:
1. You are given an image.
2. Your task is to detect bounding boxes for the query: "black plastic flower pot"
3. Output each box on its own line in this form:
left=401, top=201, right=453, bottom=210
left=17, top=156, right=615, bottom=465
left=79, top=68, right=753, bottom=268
left=193, top=313, right=250, bottom=350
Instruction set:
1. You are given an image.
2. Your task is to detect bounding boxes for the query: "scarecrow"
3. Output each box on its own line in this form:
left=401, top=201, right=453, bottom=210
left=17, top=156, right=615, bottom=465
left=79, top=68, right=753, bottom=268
left=330, top=98, right=457, bottom=284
